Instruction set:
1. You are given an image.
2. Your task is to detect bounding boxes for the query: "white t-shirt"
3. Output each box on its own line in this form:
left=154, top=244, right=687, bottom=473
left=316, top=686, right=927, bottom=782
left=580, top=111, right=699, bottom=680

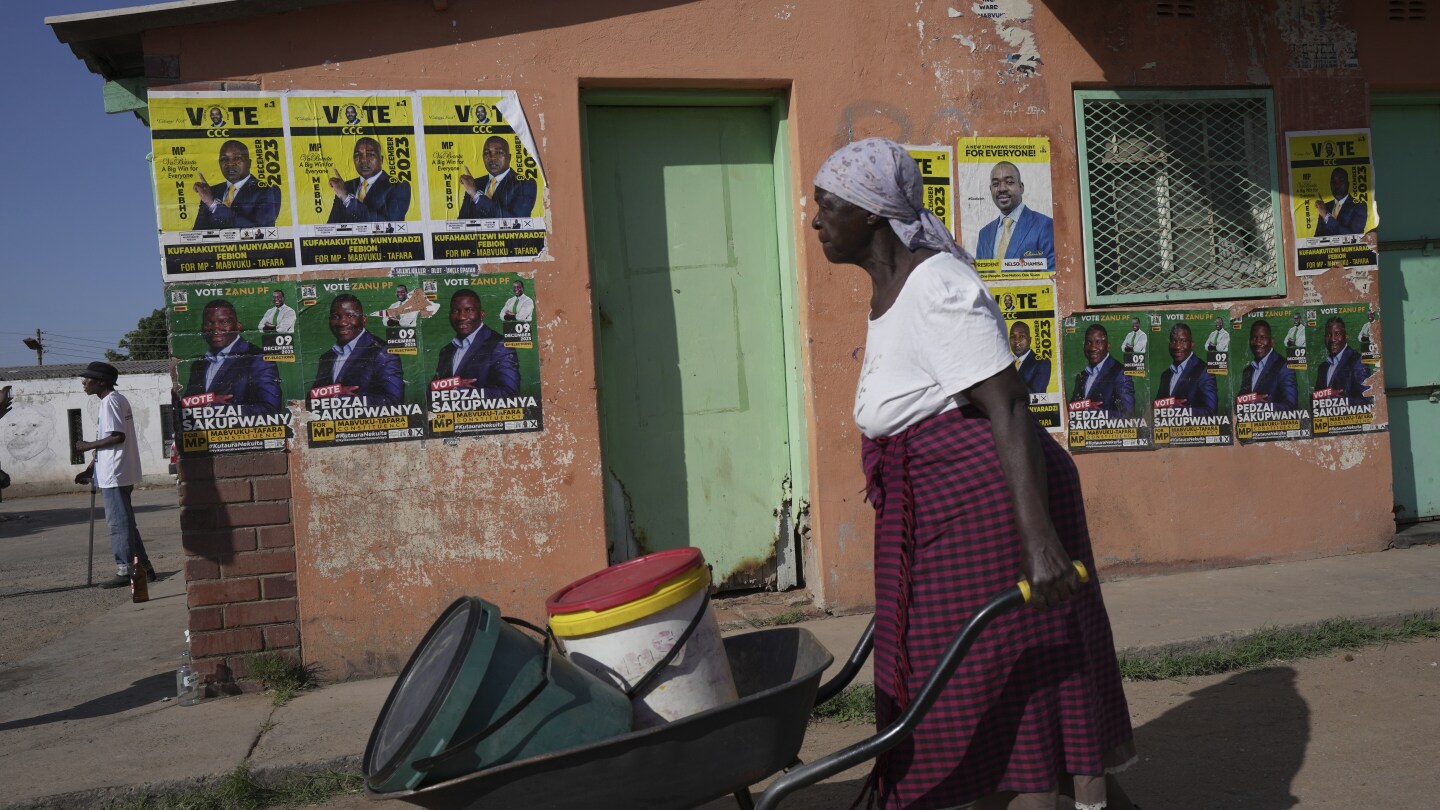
left=853, top=253, right=1014, bottom=438
left=94, top=391, right=143, bottom=488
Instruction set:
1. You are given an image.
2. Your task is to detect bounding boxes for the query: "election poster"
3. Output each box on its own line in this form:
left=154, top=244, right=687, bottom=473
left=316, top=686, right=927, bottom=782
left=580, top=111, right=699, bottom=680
left=1308, top=303, right=1386, bottom=437
left=167, top=281, right=303, bottom=456
left=989, top=280, right=1060, bottom=430
left=1147, top=311, right=1233, bottom=448
left=905, top=144, right=954, bottom=237
left=295, top=276, right=433, bottom=447
left=1231, top=307, right=1311, bottom=443
left=421, top=92, right=548, bottom=264
left=149, top=92, right=297, bottom=280
left=286, top=93, right=426, bottom=268
left=1061, top=311, right=1152, bottom=452
left=1286, top=129, right=1379, bottom=275
left=956, top=137, right=1055, bottom=280
left=423, top=272, right=544, bottom=438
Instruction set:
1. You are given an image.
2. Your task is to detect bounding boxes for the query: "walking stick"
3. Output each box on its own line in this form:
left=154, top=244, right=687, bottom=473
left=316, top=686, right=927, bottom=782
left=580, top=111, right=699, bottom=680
left=86, top=477, right=96, bottom=586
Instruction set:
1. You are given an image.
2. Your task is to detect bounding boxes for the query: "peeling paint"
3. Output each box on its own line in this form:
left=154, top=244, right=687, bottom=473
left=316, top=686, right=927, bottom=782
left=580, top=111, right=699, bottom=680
left=1343, top=267, right=1376, bottom=297
left=1275, top=436, right=1370, bottom=471
left=775, top=3, right=794, bottom=21
left=1276, top=0, right=1359, bottom=70
left=961, top=0, right=1042, bottom=84
left=952, top=33, right=978, bottom=53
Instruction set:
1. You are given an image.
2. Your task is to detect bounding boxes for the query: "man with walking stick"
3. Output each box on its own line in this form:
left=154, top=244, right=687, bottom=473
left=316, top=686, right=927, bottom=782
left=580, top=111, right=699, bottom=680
left=73, top=362, right=155, bottom=591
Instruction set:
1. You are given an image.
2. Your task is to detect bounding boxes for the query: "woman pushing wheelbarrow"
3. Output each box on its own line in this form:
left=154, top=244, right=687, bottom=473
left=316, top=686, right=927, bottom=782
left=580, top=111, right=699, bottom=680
left=809, top=140, right=1138, bottom=810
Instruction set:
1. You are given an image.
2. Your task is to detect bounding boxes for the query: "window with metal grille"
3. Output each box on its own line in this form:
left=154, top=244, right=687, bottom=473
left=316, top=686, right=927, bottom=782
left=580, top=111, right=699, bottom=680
left=1075, top=89, right=1286, bottom=305
left=1155, top=2, right=1197, bottom=17
left=1388, top=0, right=1426, bottom=21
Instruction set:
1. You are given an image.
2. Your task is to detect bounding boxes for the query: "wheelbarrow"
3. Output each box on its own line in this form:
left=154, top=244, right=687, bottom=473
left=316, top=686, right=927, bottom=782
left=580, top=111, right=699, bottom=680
left=370, top=563, right=1087, bottom=810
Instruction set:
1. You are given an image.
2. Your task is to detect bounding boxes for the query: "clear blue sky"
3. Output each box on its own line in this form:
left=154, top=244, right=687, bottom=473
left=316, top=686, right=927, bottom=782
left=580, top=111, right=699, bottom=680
left=1, top=1, right=163, bottom=367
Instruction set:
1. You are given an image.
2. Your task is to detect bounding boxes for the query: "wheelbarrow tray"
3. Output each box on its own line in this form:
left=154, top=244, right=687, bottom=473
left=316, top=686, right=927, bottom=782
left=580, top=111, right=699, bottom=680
left=373, top=626, right=835, bottom=810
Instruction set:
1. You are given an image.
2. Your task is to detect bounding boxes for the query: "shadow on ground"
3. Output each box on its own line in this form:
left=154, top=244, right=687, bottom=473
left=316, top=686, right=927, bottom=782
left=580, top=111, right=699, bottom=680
left=0, top=503, right=172, bottom=538
left=695, top=668, right=1307, bottom=809
left=1127, top=667, right=1307, bottom=809
left=696, top=779, right=867, bottom=809
left=0, top=671, right=172, bottom=732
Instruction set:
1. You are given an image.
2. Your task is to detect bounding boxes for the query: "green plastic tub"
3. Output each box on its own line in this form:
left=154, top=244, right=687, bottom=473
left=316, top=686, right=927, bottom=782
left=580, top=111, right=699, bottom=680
left=364, top=596, right=632, bottom=792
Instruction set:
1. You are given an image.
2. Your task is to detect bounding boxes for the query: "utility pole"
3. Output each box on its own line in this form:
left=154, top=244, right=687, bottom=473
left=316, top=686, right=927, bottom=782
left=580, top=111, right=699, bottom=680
left=22, top=329, right=43, bottom=366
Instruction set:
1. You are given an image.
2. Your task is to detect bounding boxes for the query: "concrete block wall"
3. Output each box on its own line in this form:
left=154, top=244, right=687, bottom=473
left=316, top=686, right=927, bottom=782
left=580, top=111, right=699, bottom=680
left=177, top=452, right=297, bottom=690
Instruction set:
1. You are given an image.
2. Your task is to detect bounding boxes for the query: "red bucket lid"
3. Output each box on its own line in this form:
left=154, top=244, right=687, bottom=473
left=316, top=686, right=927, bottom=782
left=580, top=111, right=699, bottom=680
left=546, top=548, right=705, bottom=616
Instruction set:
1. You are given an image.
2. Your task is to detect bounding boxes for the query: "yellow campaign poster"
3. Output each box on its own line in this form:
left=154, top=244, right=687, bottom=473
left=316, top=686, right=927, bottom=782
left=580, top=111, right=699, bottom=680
left=989, top=280, right=1061, bottom=430
left=422, top=91, right=548, bottom=263
left=148, top=92, right=297, bottom=280
left=285, top=93, right=425, bottom=268
left=1286, top=129, right=1379, bottom=275
left=904, top=145, right=953, bottom=236
left=956, top=137, right=1055, bottom=281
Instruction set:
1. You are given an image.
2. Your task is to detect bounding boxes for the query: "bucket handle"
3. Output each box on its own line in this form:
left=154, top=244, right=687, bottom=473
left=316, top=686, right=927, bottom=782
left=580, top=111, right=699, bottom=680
left=411, top=616, right=555, bottom=773
left=624, top=589, right=711, bottom=700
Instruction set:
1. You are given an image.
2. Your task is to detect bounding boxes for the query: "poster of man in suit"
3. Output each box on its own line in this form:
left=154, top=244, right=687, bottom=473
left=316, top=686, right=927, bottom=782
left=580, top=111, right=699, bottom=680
left=167, top=282, right=302, bottom=456
left=148, top=92, right=297, bottom=279
left=1061, top=311, right=1152, bottom=452
left=1308, top=304, right=1386, bottom=437
left=286, top=93, right=425, bottom=268
left=1147, top=311, right=1233, bottom=448
left=423, top=272, right=544, bottom=438
left=422, top=92, right=548, bottom=263
left=1286, top=129, right=1380, bottom=275
left=957, top=136, right=1055, bottom=281
left=989, top=281, right=1060, bottom=430
left=298, top=277, right=430, bottom=447
left=1230, top=308, right=1312, bottom=444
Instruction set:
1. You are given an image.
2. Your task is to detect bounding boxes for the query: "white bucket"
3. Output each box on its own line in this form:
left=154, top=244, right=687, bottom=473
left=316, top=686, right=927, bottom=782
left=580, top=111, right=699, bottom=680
left=547, top=551, right=738, bottom=728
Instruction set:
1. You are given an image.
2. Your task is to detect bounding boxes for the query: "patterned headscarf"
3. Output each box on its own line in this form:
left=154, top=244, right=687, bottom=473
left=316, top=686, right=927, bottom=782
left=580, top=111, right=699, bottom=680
left=814, top=138, right=971, bottom=261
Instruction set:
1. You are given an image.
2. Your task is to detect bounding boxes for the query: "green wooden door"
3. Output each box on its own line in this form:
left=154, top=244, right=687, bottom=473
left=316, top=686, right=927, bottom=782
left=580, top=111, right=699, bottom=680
left=1372, top=99, right=1440, bottom=522
left=583, top=102, right=797, bottom=589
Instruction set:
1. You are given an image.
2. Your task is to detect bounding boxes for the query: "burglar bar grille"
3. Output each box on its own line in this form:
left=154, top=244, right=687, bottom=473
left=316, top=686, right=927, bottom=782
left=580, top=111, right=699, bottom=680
left=1388, top=1, right=1426, bottom=21
left=1075, top=91, right=1285, bottom=304
left=1156, top=2, right=1196, bottom=17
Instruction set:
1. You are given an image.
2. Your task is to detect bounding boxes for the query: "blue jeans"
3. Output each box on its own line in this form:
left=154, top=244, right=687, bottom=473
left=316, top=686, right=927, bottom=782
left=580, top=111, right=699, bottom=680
left=101, top=485, right=150, bottom=572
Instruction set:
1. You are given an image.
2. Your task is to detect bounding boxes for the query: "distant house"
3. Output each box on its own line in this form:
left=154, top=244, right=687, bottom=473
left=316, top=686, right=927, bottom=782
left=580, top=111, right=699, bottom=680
left=1, top=361, right=175, bottom=497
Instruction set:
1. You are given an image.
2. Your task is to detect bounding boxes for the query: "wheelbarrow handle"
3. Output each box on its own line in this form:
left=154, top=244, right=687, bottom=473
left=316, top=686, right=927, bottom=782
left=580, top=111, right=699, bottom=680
left=812, top=617, right=875, bottom=707
left=811, top=562, right=1087, bottom=707
left=757, top=561, right=1090, bottom=810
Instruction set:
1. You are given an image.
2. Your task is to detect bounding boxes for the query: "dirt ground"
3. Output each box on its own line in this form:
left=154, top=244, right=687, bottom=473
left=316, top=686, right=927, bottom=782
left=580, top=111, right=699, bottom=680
left=312, top=637, right=1440, bottom=810
left=8, top=489, right=1436, bottom=809
left=0, top=487, right=183, bottom=668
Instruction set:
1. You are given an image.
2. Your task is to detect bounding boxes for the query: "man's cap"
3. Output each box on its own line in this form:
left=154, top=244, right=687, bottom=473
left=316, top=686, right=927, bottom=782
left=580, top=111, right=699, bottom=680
left=79, top=361, right=119, bottom=385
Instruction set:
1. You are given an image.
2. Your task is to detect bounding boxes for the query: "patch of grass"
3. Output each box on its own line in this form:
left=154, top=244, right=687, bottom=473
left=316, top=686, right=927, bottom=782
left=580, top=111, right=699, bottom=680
left=103, top=764, right=363, bottom=810
left=1117, top=613, right=1440, bottom=681
left=750, top=609, right=810, bottom=628
left=245, top=653, right=318, bottom=707
left=803, top=614, right=1440, bottom=725
left=811, top=684, right=876, bottom=724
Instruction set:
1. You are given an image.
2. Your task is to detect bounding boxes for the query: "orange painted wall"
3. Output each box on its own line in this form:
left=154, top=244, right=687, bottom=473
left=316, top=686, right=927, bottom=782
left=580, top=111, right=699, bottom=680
left=143, top=0, right=1412, bottom=678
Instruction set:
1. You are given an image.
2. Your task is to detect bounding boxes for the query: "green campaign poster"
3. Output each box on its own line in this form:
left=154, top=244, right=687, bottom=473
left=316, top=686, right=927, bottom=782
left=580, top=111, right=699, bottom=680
left=1231, top=307, right=1311, bottom=443
left=422, top=272, right=543, bottom=437
left=1147, top=311, right=1233, bottom=448
left=167, top=280, right=302, bottom=456
left=1061, top=311, right=1152, bottom=452
left=295, top=275, right=434, bottom=447
left=1307, top=303, right=1385, bottom=437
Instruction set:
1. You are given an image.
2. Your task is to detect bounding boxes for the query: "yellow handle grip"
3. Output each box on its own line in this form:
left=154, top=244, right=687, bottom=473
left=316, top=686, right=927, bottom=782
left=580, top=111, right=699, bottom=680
left=1017, top=561, right=1089, bottom=604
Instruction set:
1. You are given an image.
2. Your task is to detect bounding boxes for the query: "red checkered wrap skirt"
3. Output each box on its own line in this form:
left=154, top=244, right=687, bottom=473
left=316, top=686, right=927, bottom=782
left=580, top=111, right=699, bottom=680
left=862, top=406, right=1133, bottom=809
